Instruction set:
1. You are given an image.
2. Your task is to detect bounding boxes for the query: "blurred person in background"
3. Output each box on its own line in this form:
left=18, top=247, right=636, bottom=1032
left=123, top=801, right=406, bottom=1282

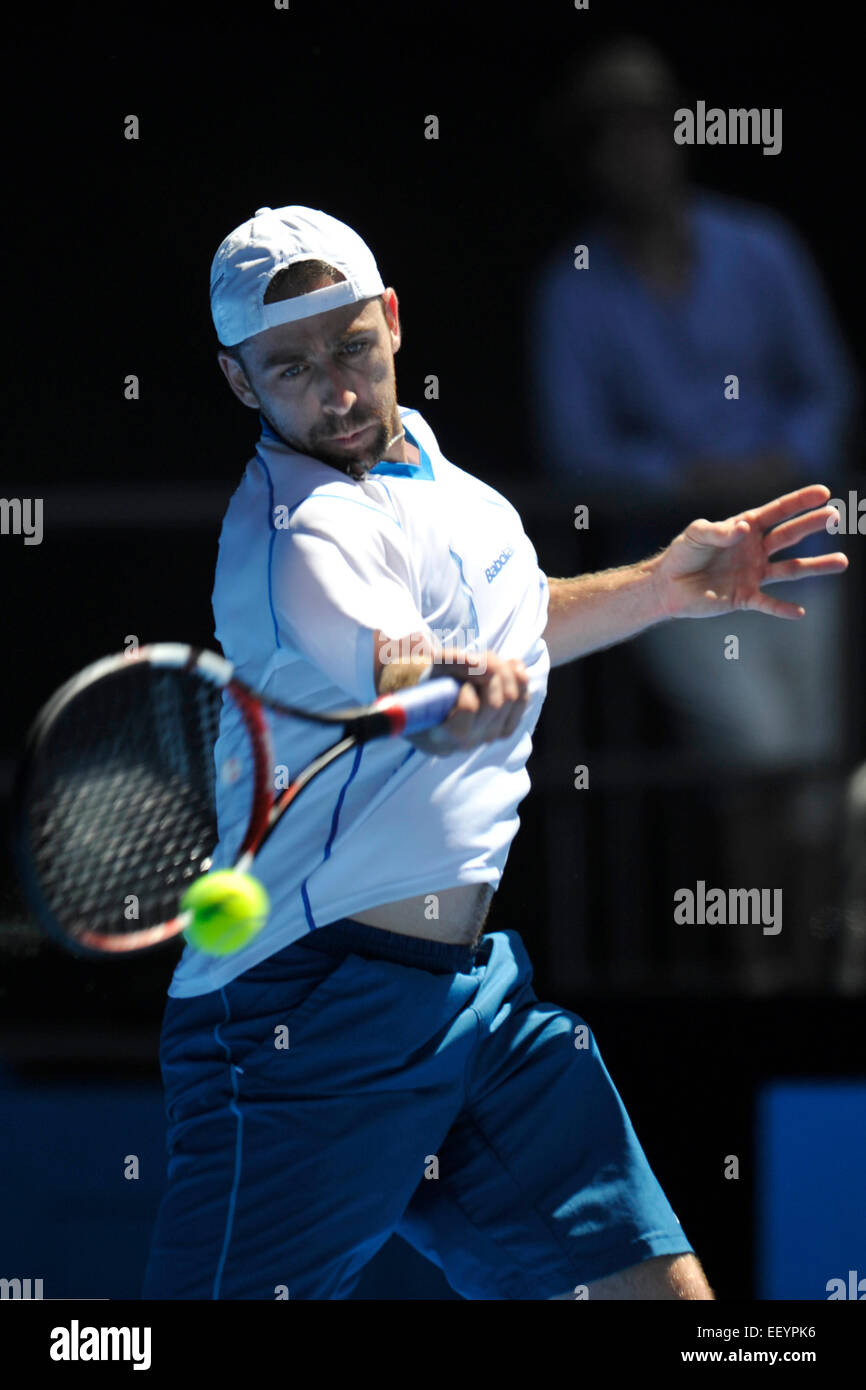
left=839, top=761, right=866, bottom=994
left=528, top=35, right=860, bottom=990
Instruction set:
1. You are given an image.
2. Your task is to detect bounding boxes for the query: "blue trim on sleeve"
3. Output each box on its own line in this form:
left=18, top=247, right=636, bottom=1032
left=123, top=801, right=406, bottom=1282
left=448, top=545, right=480, bottom=635
left=301, top=880, right=316, bottom=931
left=375, top=480, right=403, bottom=529
left=258, top=455, right=282, bottom=649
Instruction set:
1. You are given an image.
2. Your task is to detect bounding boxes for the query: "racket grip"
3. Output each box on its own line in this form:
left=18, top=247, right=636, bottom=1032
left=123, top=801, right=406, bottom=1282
left=375, top=676, right=461, bottom=734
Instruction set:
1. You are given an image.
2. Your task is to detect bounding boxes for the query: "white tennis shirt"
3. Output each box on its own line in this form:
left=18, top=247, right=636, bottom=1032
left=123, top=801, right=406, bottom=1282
left=168, top=406, right=550, bottom=996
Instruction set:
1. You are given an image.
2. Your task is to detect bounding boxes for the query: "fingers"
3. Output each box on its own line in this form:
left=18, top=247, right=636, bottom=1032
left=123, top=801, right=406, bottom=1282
left=440, top=656, right=530, bottom=749
left=682, top=516, right=750, bottom=549
left=748, top=592, right=807, bottom=619
left=749, top=552, right=846, bottom=616
left=743, top=483, right=831, bottom=531
left=765, top=553, right=849, bottom=582
left=466, top=659, right=530, bottom=741
left=764, top=505, right=842, bottom=555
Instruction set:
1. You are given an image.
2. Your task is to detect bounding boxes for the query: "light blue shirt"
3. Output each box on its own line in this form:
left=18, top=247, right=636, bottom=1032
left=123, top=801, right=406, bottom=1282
left=168, top=406, right=550, bottom=997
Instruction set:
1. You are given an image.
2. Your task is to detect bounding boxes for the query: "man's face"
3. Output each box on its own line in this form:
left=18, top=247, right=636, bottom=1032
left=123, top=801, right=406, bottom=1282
left=584, top=107, right=683, bottom=216
left=218, top=287, right=402, bottom=478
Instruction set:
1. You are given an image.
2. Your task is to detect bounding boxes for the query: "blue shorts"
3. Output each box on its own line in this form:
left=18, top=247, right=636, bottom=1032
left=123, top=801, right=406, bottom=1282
left=142, top=919, right=693, bottom=1300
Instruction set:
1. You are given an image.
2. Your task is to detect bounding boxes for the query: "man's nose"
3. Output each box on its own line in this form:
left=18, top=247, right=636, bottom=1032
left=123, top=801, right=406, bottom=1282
left=317, top=359, right=357, bottom=412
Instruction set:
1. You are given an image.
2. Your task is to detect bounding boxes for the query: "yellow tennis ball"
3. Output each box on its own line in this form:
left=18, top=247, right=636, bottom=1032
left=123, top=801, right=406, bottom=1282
left=181, top=870, right=270, bottom=956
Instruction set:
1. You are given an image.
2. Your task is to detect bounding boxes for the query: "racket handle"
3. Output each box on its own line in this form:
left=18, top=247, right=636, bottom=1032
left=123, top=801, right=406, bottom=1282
left=374, top=676, right=461, bottom=734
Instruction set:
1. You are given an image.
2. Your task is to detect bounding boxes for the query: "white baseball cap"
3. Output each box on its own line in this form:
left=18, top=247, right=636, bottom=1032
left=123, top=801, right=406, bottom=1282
left=210, top=205, right=386, bottom=348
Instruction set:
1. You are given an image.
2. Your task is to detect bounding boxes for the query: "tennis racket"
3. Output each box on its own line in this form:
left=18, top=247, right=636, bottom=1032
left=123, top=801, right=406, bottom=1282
left=13, top=643, right=460, bottom=958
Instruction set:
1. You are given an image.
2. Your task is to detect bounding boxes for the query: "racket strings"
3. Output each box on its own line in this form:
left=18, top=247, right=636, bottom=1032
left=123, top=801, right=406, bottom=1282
left=21, top=665, right=224, bottom=942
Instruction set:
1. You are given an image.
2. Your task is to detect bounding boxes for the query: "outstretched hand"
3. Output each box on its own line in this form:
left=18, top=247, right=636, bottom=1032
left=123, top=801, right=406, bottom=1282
left=653, top=484, right=848, bottom=620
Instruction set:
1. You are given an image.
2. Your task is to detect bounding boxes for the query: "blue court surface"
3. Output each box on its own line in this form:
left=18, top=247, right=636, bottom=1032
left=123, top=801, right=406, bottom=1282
left=756, top=1080, right=866, bottom=1301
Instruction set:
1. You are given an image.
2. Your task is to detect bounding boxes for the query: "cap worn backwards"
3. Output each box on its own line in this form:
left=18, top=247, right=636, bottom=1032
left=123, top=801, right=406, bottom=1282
left=210, top=205, right=386, bottom=348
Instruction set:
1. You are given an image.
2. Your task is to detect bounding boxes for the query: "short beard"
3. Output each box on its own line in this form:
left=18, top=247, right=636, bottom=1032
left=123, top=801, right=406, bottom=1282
left=259, top=408, right=390, bottom=480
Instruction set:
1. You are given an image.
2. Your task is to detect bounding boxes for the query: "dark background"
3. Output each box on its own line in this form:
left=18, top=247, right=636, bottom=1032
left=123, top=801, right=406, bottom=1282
left=0, top=1, right=864, bottom=1302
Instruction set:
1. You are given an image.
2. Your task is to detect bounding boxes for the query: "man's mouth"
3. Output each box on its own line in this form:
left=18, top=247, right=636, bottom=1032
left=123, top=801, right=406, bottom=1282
left=328, top=424, right=375, bottom=447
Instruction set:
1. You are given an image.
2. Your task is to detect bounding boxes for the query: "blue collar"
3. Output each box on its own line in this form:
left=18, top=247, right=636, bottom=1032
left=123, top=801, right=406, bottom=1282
left=258, top=414, right=434, bottom=480
left=370, top=423, right=434, bottom=480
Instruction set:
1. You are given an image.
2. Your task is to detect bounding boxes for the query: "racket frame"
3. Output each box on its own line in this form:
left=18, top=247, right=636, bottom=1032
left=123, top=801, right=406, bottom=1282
left=13, top=644, right=447, bottom=958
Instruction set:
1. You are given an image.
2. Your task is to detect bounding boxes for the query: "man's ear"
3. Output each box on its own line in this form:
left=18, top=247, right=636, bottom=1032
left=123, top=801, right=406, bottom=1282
left=381, top=288, right=401, bottom=354
left=217, top=350, right=260, bottom=409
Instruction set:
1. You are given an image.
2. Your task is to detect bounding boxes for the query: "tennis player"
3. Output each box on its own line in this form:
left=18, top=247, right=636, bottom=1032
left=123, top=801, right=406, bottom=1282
left=142, top=206, right=845, bottom=1301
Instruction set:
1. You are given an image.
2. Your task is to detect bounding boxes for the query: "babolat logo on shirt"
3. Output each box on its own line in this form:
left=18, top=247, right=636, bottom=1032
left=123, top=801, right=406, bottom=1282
left=485, top=545, right=514, bottom=583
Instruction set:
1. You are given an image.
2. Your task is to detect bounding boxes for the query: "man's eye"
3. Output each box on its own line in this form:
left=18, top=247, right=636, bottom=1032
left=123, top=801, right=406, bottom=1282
left=280, top=343, right=368, bottom=379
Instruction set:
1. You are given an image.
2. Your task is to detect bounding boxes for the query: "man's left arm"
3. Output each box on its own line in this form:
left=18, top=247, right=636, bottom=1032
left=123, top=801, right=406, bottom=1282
left=543, top=484, right=847, bottom=668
